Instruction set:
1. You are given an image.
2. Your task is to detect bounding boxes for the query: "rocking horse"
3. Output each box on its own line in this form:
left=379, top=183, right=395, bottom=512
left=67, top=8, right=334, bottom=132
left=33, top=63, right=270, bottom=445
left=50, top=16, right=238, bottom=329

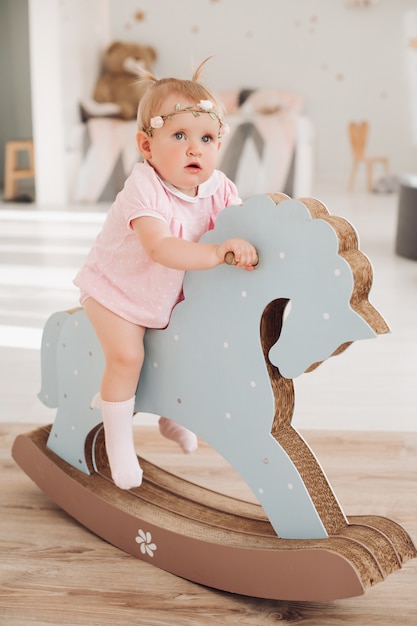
left=12, top=193, right=416, bottom=601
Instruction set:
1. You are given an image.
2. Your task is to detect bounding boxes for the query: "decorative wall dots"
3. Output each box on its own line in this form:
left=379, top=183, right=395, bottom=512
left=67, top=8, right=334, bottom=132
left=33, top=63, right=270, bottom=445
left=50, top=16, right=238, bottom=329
left=346, top=0, right=380, bottom=6
left=293, top=15, right=318, bottom=35
left=308, top=15, right=318, bottom=35
left=409, top=37, right=417, bottom=50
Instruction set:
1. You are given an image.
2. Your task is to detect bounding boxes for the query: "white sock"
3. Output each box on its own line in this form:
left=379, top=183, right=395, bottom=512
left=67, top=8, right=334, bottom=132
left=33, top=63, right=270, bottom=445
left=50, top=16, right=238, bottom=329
left=158, top=417, right=198, bottom=454
left=100, top=396, right=143, bottom=489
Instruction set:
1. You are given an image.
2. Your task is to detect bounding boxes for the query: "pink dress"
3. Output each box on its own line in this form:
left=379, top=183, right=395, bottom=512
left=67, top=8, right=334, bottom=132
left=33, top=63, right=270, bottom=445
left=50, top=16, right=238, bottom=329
left=74, top=161, right=241, bottom=328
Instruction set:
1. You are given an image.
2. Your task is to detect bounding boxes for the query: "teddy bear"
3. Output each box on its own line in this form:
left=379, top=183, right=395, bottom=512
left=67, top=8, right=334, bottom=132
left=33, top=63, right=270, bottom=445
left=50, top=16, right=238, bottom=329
left=81, top=41, right=157, bottom=121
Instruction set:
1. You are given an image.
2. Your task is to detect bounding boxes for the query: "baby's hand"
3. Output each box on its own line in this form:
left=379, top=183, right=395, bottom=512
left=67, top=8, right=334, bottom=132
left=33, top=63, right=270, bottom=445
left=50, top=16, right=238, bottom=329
left=217, top=238, right=258, bottom=271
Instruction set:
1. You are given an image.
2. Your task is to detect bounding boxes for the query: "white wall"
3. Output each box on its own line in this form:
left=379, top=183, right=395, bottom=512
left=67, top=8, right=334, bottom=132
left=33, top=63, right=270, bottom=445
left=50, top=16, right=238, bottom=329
left=0, top=0, right=32, bottom=189
left=30, top=0, right=417, bottom=203
left=29, top=0, right=68, bottom=204
left=28, top=0, right=111, bottom=204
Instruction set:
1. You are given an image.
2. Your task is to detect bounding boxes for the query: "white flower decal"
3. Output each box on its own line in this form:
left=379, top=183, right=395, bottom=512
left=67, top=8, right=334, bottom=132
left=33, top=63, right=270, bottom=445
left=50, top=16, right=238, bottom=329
left=135, top=528, right=157, bottom=557
left=198, top=99, right=213, bottom=111
left=150, top=116, right=164, bottom=129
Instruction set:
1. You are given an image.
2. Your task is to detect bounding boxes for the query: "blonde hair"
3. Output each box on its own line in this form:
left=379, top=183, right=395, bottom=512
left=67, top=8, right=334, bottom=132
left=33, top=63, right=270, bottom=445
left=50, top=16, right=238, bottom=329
left=137, top=58, right=225, bottom=133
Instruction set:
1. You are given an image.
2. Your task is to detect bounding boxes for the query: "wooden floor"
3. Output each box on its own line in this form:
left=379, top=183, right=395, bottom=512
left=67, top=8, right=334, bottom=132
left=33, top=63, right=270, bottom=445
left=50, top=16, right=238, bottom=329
left=2, top=422, right=416, bottom=625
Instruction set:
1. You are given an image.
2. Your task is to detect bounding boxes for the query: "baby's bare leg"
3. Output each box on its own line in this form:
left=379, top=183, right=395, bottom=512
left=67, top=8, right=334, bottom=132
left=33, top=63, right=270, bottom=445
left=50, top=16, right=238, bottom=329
left=84, top=298, right=145, bottom=489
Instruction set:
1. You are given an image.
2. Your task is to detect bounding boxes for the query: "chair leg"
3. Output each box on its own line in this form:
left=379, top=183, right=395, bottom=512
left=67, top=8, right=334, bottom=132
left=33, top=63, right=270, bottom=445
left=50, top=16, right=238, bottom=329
left=4, top=143, right=17, bottom=199
left=3, top=141, right=35, bottom=200
left=349, top=161, right=358, bottom=190
left=367, top=161, right=374, bottom=192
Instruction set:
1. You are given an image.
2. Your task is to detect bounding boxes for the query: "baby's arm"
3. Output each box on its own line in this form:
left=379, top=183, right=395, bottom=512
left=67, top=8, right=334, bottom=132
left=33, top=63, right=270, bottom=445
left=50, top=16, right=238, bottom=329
left=132, top=216, right=257, bottom=271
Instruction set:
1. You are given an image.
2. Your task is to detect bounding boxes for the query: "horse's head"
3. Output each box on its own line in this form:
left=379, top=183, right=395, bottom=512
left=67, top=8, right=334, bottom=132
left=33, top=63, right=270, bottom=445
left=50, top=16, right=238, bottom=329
left=268, top=295, right=377, bottom=379
left=201, top=194, right=389, bottom=380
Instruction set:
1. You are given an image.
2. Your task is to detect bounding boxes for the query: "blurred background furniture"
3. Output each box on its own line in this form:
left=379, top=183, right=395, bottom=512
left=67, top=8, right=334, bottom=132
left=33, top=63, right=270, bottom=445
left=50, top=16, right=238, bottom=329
left=218, top=88, right=314, bottom=199
left=73, top=118, right=138, bottom=203
left=4, top=140, right=35, bottom=201
left=395, top=174, right=417, bottom=260
left=348, top=121, right=389, bottom=191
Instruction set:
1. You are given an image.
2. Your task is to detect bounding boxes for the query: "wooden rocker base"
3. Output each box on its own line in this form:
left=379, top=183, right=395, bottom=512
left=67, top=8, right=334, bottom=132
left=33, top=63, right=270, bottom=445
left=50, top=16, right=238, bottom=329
left=12, top=424, right=416, bottom=602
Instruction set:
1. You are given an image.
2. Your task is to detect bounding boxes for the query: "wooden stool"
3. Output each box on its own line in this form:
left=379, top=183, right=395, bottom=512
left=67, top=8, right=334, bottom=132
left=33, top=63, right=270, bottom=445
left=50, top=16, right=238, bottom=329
left=4, top=140, right=35, bottom=200
left=348, top=121, right=389, bottom=191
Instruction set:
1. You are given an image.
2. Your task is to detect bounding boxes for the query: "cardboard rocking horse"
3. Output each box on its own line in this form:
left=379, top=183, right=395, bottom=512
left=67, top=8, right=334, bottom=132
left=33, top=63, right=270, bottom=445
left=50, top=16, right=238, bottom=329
left=12, top=193, right=416, bottom=601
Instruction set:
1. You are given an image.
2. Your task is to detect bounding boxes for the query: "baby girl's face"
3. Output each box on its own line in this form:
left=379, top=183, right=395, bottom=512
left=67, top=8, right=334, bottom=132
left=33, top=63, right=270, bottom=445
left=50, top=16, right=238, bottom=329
left=141, top=95, right=222, bottom=197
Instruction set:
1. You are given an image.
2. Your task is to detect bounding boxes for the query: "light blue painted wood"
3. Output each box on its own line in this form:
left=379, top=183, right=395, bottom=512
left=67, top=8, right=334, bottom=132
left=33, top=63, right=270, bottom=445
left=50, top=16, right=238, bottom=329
left=42, top=310, right=104, bottom=474
left=41, top=195, right=380, bottom=539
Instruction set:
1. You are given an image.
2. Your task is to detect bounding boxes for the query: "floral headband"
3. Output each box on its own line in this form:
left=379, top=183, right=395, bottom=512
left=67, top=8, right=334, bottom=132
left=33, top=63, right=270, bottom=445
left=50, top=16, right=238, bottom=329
left=144, top=100, right=229, bottom=138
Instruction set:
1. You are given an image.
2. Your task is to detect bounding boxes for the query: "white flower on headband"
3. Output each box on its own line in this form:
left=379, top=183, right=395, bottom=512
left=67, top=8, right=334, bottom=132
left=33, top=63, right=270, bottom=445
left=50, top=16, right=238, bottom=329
left=198, top=100, right=214, bottom=112
left=150, top=116, right=164, bottom=129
